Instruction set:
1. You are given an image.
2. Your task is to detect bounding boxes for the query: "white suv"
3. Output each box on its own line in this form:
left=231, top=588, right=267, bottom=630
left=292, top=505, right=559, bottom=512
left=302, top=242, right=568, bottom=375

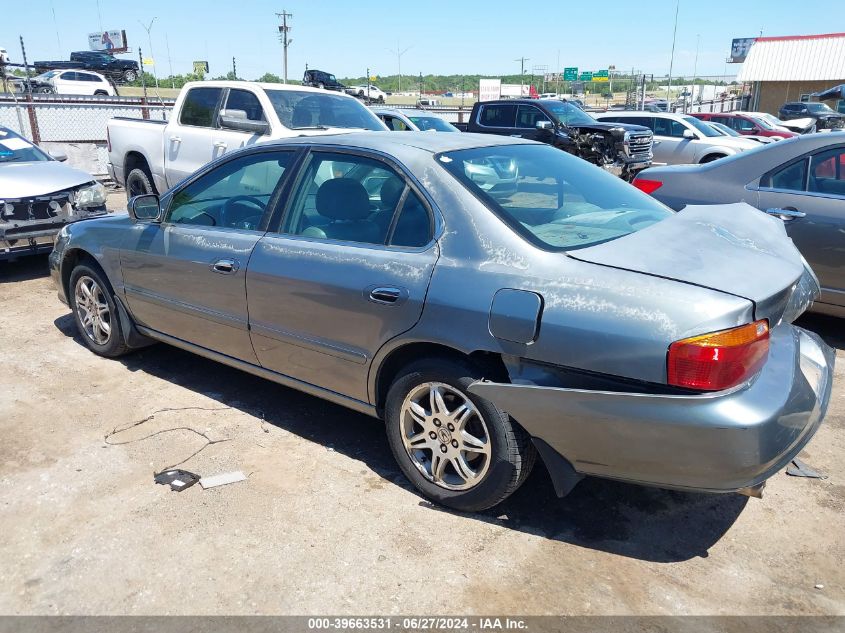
left=595, top=111, right=758, bottom=165
left=346, top=85, right=386, bottom=103
left=35, top=69, right=116, bottom=96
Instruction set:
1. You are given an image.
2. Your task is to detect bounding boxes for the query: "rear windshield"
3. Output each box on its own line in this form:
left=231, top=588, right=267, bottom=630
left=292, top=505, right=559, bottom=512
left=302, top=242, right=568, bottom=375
left=266, top=90, right=384, bottom=131
left=438, top=144, right=673, bottom=251
left=407, top=116, right=458, bottom=132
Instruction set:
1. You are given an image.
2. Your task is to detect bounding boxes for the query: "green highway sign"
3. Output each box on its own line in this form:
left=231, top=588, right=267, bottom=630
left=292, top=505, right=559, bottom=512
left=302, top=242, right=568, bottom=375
left=579, top=71, right=593, bottom=81
left=594, top=69, right=609, bottom=82
left=563, top=67, right=578, bottom=81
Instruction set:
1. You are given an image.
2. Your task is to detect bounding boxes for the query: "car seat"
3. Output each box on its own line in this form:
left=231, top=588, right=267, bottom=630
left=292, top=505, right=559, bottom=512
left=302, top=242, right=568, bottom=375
left=301, top=178, right=382, bottom=243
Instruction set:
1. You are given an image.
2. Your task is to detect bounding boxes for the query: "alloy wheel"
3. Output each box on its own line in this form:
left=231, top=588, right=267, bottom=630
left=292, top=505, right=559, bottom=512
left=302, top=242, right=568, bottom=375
left=74, top=275, right=111, bottom=345
left=400, top=382, right=492, bottom=490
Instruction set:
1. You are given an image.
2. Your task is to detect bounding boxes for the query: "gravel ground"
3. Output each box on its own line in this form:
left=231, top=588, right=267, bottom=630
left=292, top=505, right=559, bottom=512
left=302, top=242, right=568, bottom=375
left=0, top=200, right=843, bottom=615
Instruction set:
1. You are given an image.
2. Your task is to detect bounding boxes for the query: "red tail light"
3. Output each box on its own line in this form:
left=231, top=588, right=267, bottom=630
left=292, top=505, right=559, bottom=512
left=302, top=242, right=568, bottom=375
left=668, top=320, right=770, bottom=391
left=633, top=178, right=663, bottom=194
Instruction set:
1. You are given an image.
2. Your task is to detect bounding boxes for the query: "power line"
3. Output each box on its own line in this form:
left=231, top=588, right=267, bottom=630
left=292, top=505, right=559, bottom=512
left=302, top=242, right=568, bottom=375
left=388, top=42, right=411, bottom=93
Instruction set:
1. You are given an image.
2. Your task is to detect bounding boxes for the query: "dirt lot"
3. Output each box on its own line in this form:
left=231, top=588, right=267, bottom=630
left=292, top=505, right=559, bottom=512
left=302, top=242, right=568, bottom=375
left=1, top=206, right=844, bottom=615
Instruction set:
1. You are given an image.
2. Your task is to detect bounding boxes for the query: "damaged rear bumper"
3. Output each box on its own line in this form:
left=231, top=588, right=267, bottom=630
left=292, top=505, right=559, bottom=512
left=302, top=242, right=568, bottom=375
left=469, top=326, right=834, bottom=496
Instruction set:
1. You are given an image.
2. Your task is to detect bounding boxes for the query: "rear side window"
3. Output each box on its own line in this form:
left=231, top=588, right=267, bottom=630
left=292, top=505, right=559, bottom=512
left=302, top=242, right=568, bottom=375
left=180, top=87, right=223, bottom=127
left=766, top=159, right=808, bottom=191
left=480, top=104, right=516, bottom=127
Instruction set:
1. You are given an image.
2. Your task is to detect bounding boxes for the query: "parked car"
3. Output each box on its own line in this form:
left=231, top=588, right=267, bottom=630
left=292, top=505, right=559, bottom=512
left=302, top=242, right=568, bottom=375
left=302, top=69, right=346, bottom=92
left=463, top=99, right=653, bottom=180
left=346, top=85, right=386, bottom=103
left=632, top=132, right=845, bottom=317
left=416, top=98, right=441, bottom=108
left=29, top=69, right=115, bottom=96
left=34, top=51, right=138, bottom=83
left=50, top=132, right=833, bottom=510
left=690, top=112, right=796, bottom=140
left=0, top=126, right=107, bottom=260
left=106, top=80, right=387, bottom=199
left=703, top=120, right=775, bottom=144
left=596, top=111, right=759, bottom=165
left=372, top=107, right=460, bottom=132
left=743, top=111, right=816, bottom=134
left=779, top=102, right=844, bottom=130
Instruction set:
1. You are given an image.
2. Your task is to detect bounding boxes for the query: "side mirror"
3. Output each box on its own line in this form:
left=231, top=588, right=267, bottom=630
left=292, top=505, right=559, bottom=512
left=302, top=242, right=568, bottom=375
left=48, top=148, right=68, bottom=162
left=128, top=194, right=162, bottom=223
left=219, top=109, right=270, bottom=135
left=682, top=128, right=696, bottom=139
left=535, top=120, right=554, bottom=131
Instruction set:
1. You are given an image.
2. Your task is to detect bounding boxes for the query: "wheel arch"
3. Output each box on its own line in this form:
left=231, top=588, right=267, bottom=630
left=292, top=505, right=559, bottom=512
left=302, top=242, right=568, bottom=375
left=61, top=248, right=113, bottom=302
left=371, top=341, right=508, bottom=416
left=699, top=152, right=728, bottom=164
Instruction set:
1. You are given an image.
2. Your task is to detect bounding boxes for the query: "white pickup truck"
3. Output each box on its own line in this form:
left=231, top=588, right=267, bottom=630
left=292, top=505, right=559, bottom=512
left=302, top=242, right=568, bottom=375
left=106, top=80, right=388, bottom=198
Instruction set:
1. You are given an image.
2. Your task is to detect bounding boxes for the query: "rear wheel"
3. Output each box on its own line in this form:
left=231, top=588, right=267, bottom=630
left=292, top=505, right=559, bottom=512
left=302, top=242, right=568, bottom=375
left=125, top=167, right=156, bottom=200
left=122, top=69, right=137, bottom=82
left=385, top=358, right=535, bottom=512
left=94, top=90, right=108, bottom=96
left=69, top=264, right=131, bottom=358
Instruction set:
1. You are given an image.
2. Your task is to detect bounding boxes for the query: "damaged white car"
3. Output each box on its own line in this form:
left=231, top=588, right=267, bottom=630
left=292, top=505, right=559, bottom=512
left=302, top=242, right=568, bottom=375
left=0, top=126, right=108, bottom=261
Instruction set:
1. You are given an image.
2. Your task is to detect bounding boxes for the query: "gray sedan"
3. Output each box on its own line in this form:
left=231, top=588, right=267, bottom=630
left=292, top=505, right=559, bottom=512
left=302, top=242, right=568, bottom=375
left=49, top=133, right=833, bottom=511
left=634, top=133, right=845, bottom=318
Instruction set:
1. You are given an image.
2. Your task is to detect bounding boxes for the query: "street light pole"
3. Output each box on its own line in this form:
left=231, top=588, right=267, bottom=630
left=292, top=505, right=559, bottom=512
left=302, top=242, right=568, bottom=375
left=276, top=10, right=293, bottom=84
left=138, top=18, right=160, bottom=93
left=515, top=57, right=529, bottom=96
left=666, top=0, right=679, bottom=110
left=388, top=42, right=411, bottom=93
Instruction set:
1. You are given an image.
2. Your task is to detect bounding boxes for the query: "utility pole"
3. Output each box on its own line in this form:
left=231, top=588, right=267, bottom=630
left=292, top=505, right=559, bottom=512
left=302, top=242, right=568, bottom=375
left=138, top=18, right=160, bottom=93
left=666, top=0, right=679, bottom=110
left=515, top=57, right=529, bottom=96
left=165, top=33, right=175, bottom=88
left=387, top=42, right=411, bottom=94
left=690, top=33, right=700, bottom=110
left=419, top=72, right=423, bottom=99
left=276, top=10, right=293, bottom=83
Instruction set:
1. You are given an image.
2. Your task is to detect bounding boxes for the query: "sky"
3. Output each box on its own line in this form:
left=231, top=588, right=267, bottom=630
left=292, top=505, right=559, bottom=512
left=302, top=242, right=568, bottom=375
left=2, top=0, right=841, bottom=82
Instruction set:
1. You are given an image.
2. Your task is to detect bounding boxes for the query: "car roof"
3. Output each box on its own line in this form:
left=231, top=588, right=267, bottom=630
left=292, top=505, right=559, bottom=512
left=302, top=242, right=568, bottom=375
left=183, top=80, right=354, bottom=97
left=596, top=110, right=688, bottom=119
left=260, top=131, right=533, bottom=154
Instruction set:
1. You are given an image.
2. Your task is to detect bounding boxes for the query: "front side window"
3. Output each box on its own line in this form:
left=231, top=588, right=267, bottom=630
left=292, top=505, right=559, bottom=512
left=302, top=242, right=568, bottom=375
left=515, top=105, right=551, bottom=129
left=166, top=151, right=293, bottom=229
left=281, top=152, right=431, bottom=247
left=179, top=87, right=223, bottom=127
left=383, top=115, right=410, bottom=131
left=439, top=144, right=672, bottom=251
left=224, top=89, right=266, bottom=122
left=60, top=72, right=76, bottom=81
left=407, top=115, right=458, bottom=132
left=734, top=117, right=757, bottom=132
left=653, top=117, right=687, bottom=137
left=480, top=104, right=516, bottom=128
left=265, top=90, right=384, bottom=131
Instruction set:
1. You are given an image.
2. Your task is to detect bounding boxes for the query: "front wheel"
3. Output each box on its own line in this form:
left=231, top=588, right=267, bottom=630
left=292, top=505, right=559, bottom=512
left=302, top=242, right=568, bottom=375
left=69, top=264, right=131, bottom=358
left=122, top=69, right=137, bottom=82
left=385, top=358, right=535, bottom=512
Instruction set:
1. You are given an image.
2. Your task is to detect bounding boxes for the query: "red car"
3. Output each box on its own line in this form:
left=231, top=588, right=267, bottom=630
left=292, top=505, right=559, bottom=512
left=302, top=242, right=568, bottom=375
left=690, top=112, right=797, bottom=140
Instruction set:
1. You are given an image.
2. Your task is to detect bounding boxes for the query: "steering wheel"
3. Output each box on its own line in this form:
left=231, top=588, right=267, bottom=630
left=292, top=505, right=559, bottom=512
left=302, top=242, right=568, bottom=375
left=220, top=195, right=265, bottom=228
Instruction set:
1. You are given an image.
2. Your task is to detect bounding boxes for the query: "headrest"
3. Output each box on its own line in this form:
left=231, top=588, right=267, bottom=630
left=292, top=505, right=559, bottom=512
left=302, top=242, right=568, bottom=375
left=316, top=178, right=371, bottom=220
left=380, top=177, right=405, bottom=209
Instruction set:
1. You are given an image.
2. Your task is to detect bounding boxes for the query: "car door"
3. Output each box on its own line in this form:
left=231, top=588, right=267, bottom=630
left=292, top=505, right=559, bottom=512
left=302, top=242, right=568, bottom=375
left=246, top=148, right=439, bottom=402
left=164, top=86, right=223, bottom=188
left=652, top=117, right=697, bottom=164
left=513, top=104, right=553, bottom=141
left=58, top=71, right=81, bottom=95
left=121, top=148, right=299, bottom=362
left=212, top=88, right=270, bottom=159
left=475, top=103, right=518, bottom=136
left=757, top=145, right=845, bottom=308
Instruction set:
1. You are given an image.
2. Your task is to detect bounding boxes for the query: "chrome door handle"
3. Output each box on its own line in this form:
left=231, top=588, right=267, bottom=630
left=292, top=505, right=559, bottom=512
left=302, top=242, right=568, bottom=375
left=211, top=259, right=239, bottom=274
left=214, top=141, right=227, bottom=149
left=170, top=135, right=182, bottom=143
left=765, top=208, right=806, bottom=220
left=368, top=287, right=402, bottom=304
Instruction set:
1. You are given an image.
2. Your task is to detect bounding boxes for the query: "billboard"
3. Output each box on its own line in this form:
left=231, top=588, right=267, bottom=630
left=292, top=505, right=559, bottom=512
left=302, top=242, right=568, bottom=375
left=479, top=78, right=501, bottom=102
left=729, top=38, right=756, bottom=63
left=88, top=30, right=128, bottom=53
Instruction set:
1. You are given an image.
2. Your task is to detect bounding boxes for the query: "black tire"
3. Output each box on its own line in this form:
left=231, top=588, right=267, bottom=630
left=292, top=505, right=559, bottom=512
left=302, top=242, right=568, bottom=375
left=385, top=357, right=535, bottom=512
left=377, top=96, right=385, bottom=104
left=123, top=69, right=137, bottom=82
left=94, top=90, right=108, bottom=96
left=69, top=263, right=131, bottom=358
left=35, top=86, right=53, bottom=94
left=125, top=167, right=156, bottom=200
left=699, top=154, right=725, bottom=164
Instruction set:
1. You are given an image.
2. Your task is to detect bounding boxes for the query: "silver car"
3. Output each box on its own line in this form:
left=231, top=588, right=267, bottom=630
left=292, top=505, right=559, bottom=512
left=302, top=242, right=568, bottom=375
left=595, top=111, right=759, bottom=165
left=371, top=107, right=460, bottom=133
left=634, top=132, right=845, bottom=318
left=0, top=126, right=108, bottom=260
left=49, top=133, right=834, bottom=511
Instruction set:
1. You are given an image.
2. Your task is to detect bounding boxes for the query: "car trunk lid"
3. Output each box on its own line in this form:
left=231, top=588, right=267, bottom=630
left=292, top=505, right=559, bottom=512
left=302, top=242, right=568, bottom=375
left=568, top=202, right=818, bottom=324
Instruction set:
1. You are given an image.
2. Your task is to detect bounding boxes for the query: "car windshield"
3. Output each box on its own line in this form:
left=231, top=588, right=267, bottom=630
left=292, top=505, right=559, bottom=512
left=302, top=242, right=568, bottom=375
left=748, top=115, right=776, bottom=130
left=438, top=144, right=673, bottom=251
left=265, top=90, right=385, bottom=130
left=709, top=122, right=739, bottom=136
left=407, top=116, right=458, bottom=132
left=36, top=70, right=59, bottom=80
left=0, top=130, right=50, bottom=163
left=682, top=116, right=722, bottom=137
left=542, top=100, right=597, bottom=126
left=807, top=103, right=836, bottom=113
